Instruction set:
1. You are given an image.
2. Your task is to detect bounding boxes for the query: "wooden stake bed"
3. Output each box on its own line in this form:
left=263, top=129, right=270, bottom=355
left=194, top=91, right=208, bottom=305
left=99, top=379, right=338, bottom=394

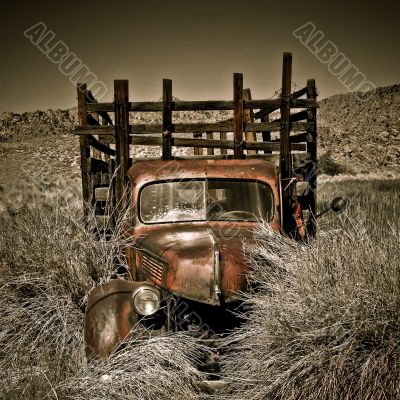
left=75, top=52, right=318, bottom=235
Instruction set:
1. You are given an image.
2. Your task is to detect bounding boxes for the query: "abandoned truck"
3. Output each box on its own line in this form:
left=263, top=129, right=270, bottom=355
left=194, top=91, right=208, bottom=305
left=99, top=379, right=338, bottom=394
left=75, top=53, right=334, bottom=358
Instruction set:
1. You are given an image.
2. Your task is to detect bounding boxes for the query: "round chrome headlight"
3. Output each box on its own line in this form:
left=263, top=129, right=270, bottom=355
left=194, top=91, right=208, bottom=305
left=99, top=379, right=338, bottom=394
left=132, top=287, right=160, bottom=316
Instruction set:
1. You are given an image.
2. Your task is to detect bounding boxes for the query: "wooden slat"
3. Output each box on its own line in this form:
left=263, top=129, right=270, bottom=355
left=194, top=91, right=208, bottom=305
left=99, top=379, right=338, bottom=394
left=280, top=52, right=294, bottom=234
left=100, top=116, right=111, bottom=162
left=75, top=125, right=114, bottom=135
left=86, top=135, right=116, bottom=156
left=291, top=98, right=319, bottom=108
left=220, top=132, right=228, bottom=154
left=85, top=98, right=317, bottom=114
left=233, top=73, right=244, bottom=158
left=131, top=102, right=162, bottom=112
left=174, top=101, right=233, bottom=111
left=87, top=102, right=114, bottom=112
left=132, top=124, right=163, bottom=134
left=273, top=110, right=309, bottom=123
left=162, top=79, right=173, bottom=160
left=245, top=142, right=306, bottom=151
left=193, top=133, right=203, bottom=155
left=254, top=107, right=279, bottom=120
left=260, top=112, right=271, bottom=154
left=77, top=83, right=90, bottom=218
left=206, top=132, right=214, bottom=155
left=292, top=86, right=308, bottom=99
left=114, top=80, right=130, bottom=215
left=174, top=122, right=233, bottom=133
left=244, top=89, right=257, bottom=155
left=130, top=135, right=307, bottom=151
left=245, top=122, right=313, bottom=132
left=175, top=137, right=233, bottom=149
left=75, top=121, right=314, bottom=136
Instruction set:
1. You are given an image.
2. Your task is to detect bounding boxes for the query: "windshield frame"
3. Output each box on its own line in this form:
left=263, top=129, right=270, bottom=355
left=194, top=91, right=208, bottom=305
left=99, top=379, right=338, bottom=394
left=137, top=178, right=275, bottom=225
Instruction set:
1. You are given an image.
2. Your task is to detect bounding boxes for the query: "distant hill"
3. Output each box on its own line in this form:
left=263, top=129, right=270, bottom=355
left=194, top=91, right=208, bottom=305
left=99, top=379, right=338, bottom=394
left=318, top=84, right=400, bottom=174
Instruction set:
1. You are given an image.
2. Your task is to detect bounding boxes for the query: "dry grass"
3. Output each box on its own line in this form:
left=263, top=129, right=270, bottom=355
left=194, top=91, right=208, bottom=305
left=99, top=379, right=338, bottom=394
left=0, top=194, right=203, bottom=399
left=220, top=179, right=400, bottom=399
left=1, top=177, right=399, bottom=399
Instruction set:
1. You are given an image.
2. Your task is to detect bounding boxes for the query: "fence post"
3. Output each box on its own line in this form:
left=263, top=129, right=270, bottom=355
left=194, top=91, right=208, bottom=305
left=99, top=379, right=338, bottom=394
left=233, top=73, right=244, bottom=159
left=206, top=132, right=215, bottom=155
left=243, top=88, right=257, bottom=155
left=280, top=52, right=295, bottom=234
left=77, top=83, right=91, bottom=218
left=162, top=79, right=173, bottom=160
left=114, top=79, right=130, bottom=216
left=306, top=78, right=318, bottom=236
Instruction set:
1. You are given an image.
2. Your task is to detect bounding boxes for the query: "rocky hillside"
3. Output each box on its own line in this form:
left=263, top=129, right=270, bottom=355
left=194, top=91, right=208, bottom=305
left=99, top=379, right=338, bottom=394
left=318, top=84, right=400, bottom=174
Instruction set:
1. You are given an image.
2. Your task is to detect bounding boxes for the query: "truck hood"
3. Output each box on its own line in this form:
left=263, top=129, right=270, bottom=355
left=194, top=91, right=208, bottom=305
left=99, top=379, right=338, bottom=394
left=136, top=225, right=254, bottom=305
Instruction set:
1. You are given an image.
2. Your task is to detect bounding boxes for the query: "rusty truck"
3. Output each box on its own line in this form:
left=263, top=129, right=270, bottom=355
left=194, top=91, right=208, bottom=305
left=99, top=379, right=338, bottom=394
left=75, top=53, right=337, bottom=360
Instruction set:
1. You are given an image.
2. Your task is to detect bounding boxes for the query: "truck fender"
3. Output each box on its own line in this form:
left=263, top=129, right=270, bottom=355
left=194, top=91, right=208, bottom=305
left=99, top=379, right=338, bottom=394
left=84, top=279, right=150, bottom=358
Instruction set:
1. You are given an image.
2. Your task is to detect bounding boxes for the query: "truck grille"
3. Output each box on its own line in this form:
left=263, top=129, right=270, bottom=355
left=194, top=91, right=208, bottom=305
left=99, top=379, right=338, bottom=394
left=142, top=254, right=165, bottom=285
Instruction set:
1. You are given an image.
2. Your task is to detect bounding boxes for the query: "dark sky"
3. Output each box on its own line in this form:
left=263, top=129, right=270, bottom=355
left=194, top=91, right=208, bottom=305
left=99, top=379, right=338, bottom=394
left=1, top=0, right=399, bottom=112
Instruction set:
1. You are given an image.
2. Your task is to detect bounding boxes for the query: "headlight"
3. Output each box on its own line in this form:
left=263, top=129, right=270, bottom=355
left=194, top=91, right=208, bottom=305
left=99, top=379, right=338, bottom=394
left=132, top=287, right=160, bottom=316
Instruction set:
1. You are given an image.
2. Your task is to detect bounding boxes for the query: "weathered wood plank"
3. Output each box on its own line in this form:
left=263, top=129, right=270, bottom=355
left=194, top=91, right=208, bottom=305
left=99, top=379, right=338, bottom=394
left=85, top=98, right=318, bottom=114
left=306, top=78, right=318, bottom=236
left=206, top=132, right=215, bottom=155
left=86, top=102, right=114, bottom=112
left=114, top=80, right=130, bottom=214
left=220, top=132, right=228, bottom=154
left=162, top=79, right=173, bottom=160
left=193, top=133, right=203, bottom=155
left=173, top=122, right=233, bottom=133
left=246, top=141, right=306, bottom=151
left=244, top=89, right=257, bottom=155
left=260, top=111, right=271, bottom=154
left=273, top=110, right=309, bottom=123
left=75, top=125, right=115, bottom=135
left=87, top=135, right=116, bottom=156
left=291, top=98, right=319, bottom=108
left=75, top=121, right=314, bottom=136
left=77, top=83, right=91, bottom=217
left=129, top=136, right=307, bottom=151
left=292, top=86, right=308, bottom=99
left=280, top=52, right=294, bottom=234
left=233, top=73, right=244, bottom=158
left=245, top=121, right=313, bottom=132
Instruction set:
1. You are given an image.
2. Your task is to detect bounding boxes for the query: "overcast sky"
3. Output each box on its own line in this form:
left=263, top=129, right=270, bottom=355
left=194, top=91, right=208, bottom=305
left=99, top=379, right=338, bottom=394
left=1, top=0, right=399, bottom=112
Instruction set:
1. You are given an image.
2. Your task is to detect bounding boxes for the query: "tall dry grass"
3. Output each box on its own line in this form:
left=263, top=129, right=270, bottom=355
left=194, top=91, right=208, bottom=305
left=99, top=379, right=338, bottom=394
left=0, top=194, right=204, bottom=399
left=220, top=179, right=400, bottom=399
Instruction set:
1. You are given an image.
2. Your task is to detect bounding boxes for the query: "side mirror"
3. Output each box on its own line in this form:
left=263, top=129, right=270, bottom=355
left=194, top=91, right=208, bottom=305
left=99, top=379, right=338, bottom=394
left=315, top=196, right=348, bottom=218
left=330, top=197, right=348, bottom=214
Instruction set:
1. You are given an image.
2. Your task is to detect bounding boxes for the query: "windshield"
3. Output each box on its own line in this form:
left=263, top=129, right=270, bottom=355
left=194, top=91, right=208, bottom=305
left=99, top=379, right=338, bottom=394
left=140, top=179, right=274, bottom=224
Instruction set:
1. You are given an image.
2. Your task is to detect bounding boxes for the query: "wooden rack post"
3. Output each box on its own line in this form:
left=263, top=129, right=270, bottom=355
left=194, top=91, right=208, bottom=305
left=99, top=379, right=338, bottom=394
left=243, top=88, right=257, bottom=155
left=206, top=132, right=215, bottom=155
left=220, top=132, right=228, bottom=155
left=162, top=79, right=173, bottom=160
left=114, top=80, right=130, bottom=215
left=193, top=132, right=203, bottom=155
left=77, top=83, right=90, bottom=218
left=233, top=73, right=244, bottom=159
left=280, top=52, right=294, bottom=234
left=307, top=78, right=318, bottom=236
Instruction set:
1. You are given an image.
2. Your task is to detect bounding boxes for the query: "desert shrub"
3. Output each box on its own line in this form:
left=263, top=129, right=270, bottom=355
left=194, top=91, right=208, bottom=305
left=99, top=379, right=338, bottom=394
left=0, top=196, right=203, bottom=399
left=319, top=151, right=348, bottom=176
left=220, top=180, right=400, bottom=399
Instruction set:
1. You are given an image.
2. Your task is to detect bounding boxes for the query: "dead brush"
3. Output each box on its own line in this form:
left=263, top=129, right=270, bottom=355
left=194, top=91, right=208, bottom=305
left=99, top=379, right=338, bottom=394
left=0, top=193, right=204, bottom=399
left=220, top=181, right=400, bottom=400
